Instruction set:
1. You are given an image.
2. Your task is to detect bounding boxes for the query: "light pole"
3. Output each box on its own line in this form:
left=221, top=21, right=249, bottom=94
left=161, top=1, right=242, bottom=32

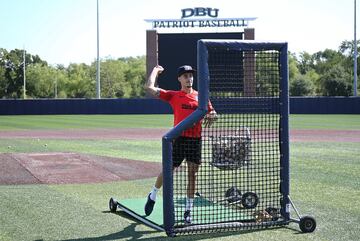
left=54, top=78, right=58, bottom=98
left=96, top=0, right=101, bottom=99
left=23, top=48, right=26, bottom=99
left=355, top=0, right=358, bottom=96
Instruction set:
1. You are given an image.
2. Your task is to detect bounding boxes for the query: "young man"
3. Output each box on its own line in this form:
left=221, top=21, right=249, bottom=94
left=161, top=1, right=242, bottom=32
left=144, top=65, right=217, bottom=224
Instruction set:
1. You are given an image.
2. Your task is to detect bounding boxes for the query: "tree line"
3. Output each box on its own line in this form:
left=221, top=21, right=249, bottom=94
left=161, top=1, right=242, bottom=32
left=0, top=40, right=359, bottom=99
left=289, top=40, right=359, bottom=96
left=0, top=48, right=146, bottom=99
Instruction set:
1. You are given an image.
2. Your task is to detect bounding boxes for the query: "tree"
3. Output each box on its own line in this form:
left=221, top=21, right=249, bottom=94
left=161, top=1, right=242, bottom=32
left=0, top=48, right=48, bottom=98
left=254, top=52, right=281, bottom=96
left=304, top=69, right=321, bottom=95
left=319, top=64, right=352, bottom=96
left=322, top=78, right=352, bottom=96
left=0, top=48, right=148, bottom=99
left=92, top=56, right=146, bottom=98
left=289, top=52, right=300, bottom=82
left=124, top=56, right=146, bottom=97
left=297, top=51, right=315, bottom=75
left=53, top=67, right=69, bottom=98
left=290, top=74, right=314, bottom=96
left=66, top=63, right=94, bottom=98
left=2, top=49, right=26, bottom=98
left=0, top=48, right=8, bottom=98
left=99, top=59, right=129, bottom=98
left=312, top=49, right=347, bottom=75
left=26, top=64, right=63, bottom=98
left=339, top=40, right=360, bottom=57
left=339, top=40, right=360, bottom=93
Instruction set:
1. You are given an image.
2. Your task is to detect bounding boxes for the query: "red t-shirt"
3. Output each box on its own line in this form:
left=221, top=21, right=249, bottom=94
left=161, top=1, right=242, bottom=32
left=159, top=89, right=213, bottom=138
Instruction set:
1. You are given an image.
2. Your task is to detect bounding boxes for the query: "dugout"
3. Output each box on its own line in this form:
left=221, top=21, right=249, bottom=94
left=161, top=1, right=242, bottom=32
left=146, top=28, right=255, bottom=91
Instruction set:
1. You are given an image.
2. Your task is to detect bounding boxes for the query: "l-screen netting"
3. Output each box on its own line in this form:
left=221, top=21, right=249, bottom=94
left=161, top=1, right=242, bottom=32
left=173, top=48, right=282, bottom=231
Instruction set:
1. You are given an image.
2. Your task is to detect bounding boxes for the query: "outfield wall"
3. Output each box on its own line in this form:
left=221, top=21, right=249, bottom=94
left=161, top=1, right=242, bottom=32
left=290, top=97, right=360, bottom=114
left=0, top=97, right=359, bottom=115
left=0, top=99, right=172, bottom=115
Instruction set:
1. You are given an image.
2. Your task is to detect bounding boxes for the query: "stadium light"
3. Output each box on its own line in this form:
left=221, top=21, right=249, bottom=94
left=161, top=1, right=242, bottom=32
left=96, top=0, right=101, bottom=99
left=54, top=77, right=58, bottom=99
left=23, top=47, right=26, bottom=99
left=355, top=0, right=358, bottom=96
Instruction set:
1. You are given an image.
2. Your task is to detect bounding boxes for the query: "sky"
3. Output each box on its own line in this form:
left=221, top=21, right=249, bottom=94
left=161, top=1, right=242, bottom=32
left=0, top=0, right=357, bottom=66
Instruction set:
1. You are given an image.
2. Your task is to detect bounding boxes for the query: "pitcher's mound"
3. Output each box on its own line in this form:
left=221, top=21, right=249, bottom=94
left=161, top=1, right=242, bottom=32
left=0, top=152, right=161, bottom=185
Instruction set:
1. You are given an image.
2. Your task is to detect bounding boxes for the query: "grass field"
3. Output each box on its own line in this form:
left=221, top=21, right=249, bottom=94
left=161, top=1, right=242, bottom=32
left=0, top=114, right=359, bottom=130
left=0, top=114, right=359, bottom=241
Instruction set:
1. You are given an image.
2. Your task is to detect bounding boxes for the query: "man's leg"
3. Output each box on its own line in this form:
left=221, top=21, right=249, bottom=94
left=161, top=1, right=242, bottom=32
left=148, top=172, right=163, bottom=202
left=184, top=162, right=199, bottom=223
left=151, top=172, right=163, bottom=199
left=145, top=167, right=177, bottom=216
left=145, top=136, right=183, bottom=216
left=187, top=162, right=199, bottom=199
left=154, top=172, right=163, bottom=189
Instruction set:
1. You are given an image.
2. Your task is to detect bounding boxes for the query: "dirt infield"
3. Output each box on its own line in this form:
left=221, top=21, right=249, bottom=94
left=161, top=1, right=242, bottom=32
left=290, top=129, right=360, bottom=142
left=0, top=153, right=41, bottom=185
left=1, top=128, right=358, bottom=185
left=0, top=152, right=161, bottom=185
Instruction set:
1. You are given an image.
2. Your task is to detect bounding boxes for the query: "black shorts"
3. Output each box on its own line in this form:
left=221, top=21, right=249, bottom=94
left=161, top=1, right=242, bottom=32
left=172, top=136, right=202, bottom=168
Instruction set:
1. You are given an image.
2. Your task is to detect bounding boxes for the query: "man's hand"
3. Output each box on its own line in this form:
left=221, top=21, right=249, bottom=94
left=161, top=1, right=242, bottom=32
left=154, top=65, right=164, bottom=75
left=203, top=110, right=218, bottom=128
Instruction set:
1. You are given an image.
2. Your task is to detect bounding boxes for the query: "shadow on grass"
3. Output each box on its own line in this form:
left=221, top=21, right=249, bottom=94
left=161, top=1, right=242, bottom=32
left=283, top=225, right=310, bottom=235
left=52, top=210, right=292, bottom=241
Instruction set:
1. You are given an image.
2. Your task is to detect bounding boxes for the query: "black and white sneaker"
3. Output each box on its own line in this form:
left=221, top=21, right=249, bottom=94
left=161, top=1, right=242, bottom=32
left=184, top=210, right=192, bottom=224
left=144, top=194, right=155, bottom=216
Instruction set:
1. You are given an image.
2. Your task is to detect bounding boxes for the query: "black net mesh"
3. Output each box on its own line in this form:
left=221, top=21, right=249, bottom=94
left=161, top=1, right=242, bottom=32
left=172, top=47, right=284, bottom=233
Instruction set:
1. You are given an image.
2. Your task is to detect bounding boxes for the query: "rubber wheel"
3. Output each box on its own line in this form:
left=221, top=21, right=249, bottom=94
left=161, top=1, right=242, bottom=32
left=166, top=230, right=176, bottom=237
left=109, top=197, right=118, bottom=213
left=299, top=216, right=316, bottom=233
left=225, top=186, right=242, bottom=203
left=241, top=192, right=258, bottom=209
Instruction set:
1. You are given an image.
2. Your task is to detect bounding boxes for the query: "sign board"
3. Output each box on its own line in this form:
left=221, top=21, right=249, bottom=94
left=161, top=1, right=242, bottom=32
left=145, top=7, right=256, bottom=30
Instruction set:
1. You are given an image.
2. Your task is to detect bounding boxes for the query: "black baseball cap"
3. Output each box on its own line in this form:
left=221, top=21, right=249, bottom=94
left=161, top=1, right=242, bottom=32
left=177, top=65, right=196, bottom=77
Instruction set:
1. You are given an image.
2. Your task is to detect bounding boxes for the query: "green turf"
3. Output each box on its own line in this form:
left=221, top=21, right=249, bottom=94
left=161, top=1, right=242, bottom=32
left=290, top=114, right=360, bottom=130
left=119, top=196, right=254, bottom=228
left=0, top=139, right=162, bottom=162
left=0, top=180, right=163, bottom=241
left=0, top=114, right=359, bottom=130
left=0, top=114, right=173, bottom=130
left=0, top=114, right=359, bottom=240
left=2, top=149, right=359, bottom=241
left=119, top=197, right=164, bottom=226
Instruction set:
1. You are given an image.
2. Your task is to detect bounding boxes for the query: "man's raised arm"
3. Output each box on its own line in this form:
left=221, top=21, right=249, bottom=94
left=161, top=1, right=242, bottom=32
left=145, top=65, right=164, bottom=97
